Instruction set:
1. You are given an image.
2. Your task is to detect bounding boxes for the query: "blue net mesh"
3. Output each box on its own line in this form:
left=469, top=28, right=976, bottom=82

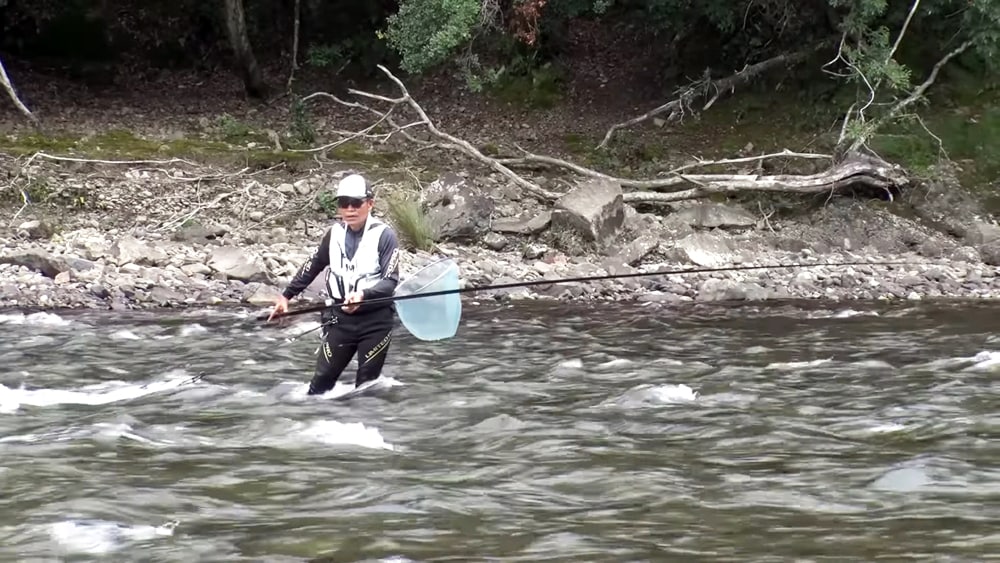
left=394, top=258, right=462, bottom=341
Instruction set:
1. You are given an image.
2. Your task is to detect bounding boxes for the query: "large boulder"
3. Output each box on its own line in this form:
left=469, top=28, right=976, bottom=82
left=421, top=172, right=495, bottom=242
left=550, top=178, right=625, bottom=249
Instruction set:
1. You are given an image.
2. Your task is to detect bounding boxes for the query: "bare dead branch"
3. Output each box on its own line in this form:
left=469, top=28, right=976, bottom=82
left=155, top=191, right=237, bottom=233
left=27, top=152, right=200, bottom=167
left=497, top=148, right=831, bottom=189
left=597, top=38, right=836, bottom=149
left=299, top=64, right=560, bottom=201
left=0, top=56, right=39, bottom=127
left=620, top=153, right=908, bottom=204
left=294, top=63, right=905, bottom=209
left=299, top=91, right=428, bottom=146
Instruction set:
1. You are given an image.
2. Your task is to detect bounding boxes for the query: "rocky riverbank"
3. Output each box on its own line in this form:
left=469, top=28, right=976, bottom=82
left=1, top=158, right=998, bottom=313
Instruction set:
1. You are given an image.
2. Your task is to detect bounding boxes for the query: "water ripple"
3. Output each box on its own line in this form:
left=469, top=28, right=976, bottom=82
left=0, top=299, right=998, bottom=561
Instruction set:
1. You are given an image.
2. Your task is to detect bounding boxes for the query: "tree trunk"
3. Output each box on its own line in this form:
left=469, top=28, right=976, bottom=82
left=222, top=0, right=268, bottom=98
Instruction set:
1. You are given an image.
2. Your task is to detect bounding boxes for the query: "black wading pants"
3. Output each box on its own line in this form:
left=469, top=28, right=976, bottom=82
left=308, top=306, right=394, bottom=395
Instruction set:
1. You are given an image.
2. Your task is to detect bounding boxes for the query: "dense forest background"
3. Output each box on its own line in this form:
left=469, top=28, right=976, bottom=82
left=1, top=0, right=998, bottom=201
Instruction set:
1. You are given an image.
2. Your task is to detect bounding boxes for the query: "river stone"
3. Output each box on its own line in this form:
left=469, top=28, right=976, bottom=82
left=482, top=233, right=507, bottom=251
left=0, top=249, right=68, bottom=278
left=242, top=282, right=281, bottom=305
left=670, top=203, right=757, bottom=231
left=965, top=221, right=1000, bottom=245
left=148, top=286, right=186, bottom=307
left=950, top=246, right=981, bottom=263
left=695, top=278, right=771, bottom=301
left=492, top=211, right=551, bottom=235
left=110, top=235, right=169, bottom=267
left=979, top=240, right=1000, bottom=266
left=207, top=246, right=269, bottom=282
left=614, top=234, right=660, bottom=266
left=422, top=172, right=494, bottom=242
left=672, top=232, right=735, bottom=267
left=16, top=219, right=53, bottom=240
left=550, top=178, right=624, bottom=246
left=172, top=222, right=228, bottom=245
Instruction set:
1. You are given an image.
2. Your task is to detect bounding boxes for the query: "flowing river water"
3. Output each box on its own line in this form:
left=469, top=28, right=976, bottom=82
left=0, top=299, right=997, bottom=562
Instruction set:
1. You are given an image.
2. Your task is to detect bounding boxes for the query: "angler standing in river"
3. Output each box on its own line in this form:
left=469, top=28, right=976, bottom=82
left=268, top=174, right=401, bottom=394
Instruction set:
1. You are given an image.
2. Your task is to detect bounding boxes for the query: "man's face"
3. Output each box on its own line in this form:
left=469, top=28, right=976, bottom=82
left=338, top=196, right=373, bottom=230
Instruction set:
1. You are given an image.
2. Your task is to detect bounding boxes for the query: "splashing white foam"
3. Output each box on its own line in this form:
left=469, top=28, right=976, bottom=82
left=281, top=376, right=403, bottom=402
left=109, top=329, right=142, bottom=340
left=48, top=519, right=177, bottom=555
left=292, top=419, right=394, bottom=451
left=766, top=358, right=833, bottom=370
left=606, top=383, right=699, bottom=408
left=0, top=370, right=198, bottom=412
left=0, top=396, right=18, bottom=414
left=867, top=422, right=907, bottom=434
left=0, top=311, right=73, bottom=326
left=651, top=383, right=699, bottom=403
left=962, top=350, right=1000, bottom=372
left=596, top=358, right=634, bottom=370
left=179, top=324, right=208, bottom=336
left=832, top=309, right=879, bottom=319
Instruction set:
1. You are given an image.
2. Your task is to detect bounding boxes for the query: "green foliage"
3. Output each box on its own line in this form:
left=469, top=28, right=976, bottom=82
left=488, top=60, right=565, bottom=108
left=384, top=0, right=481, bottom=74
left=385, top=193, right=437, bottom=251
left=289, top=98, right=316, bottom=147
left=216, top=114, right=253, bottom=143
left=821, top=0, right=1000, bottom=152
left=315, top=192, right=338, bottom=218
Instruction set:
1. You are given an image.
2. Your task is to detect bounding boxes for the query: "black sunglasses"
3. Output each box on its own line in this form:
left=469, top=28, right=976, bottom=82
left=337, top=197, right=369, bottom=209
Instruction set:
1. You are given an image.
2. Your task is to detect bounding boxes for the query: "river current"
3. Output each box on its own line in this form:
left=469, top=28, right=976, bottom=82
left=0, top=299, right=997, bottom=562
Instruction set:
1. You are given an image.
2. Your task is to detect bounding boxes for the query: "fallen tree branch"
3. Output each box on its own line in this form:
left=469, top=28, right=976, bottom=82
left=620, top=152, right=907, bottom=204
left=301, top=64, right=560, bottom=201
left=0, top=56, right=39, bottom=127
left=497, top=147, right=832, bottom=190
left=298, top=63, right=906, bottom=208
left=26, top=152, right=200, bottom=167
left=597, top=38, right=836, bottom=149
left=298, top=91, right=431, bottom=148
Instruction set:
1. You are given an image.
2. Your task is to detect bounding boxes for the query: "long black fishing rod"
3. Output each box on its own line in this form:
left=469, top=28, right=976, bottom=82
left=259, top=259, right=915, bottom=321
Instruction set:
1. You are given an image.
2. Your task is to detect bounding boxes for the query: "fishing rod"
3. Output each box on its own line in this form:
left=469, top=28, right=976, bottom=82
left=258, top=258, right=916, bottom=322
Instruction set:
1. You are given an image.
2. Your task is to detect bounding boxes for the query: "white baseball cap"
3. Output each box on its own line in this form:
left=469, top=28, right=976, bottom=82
left=336, top=174, right=372, bottom=199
